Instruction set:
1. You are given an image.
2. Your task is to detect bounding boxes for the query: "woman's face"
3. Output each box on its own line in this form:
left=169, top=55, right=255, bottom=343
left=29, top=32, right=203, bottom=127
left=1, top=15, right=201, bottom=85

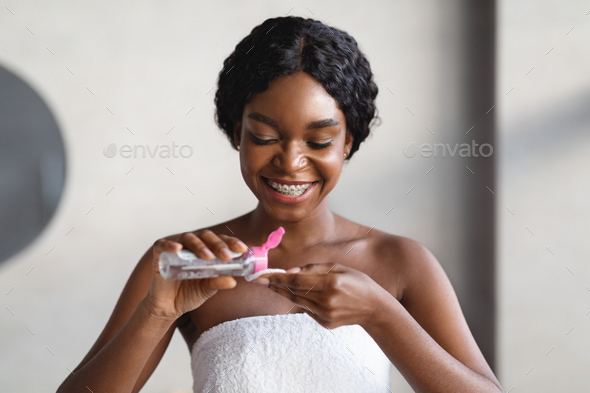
left=233, top=71, right=353, bottom=222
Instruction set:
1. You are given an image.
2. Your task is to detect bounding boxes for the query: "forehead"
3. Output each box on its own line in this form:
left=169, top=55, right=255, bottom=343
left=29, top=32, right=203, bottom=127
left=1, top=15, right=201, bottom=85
left=244, top=72, right=345, bottom=126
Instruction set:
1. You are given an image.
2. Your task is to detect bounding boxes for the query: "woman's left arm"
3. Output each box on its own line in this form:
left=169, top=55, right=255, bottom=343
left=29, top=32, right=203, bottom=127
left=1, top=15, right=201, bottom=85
left=253, top=238, right=504, bottom=393
left=360, top=239, right=504, bottom=393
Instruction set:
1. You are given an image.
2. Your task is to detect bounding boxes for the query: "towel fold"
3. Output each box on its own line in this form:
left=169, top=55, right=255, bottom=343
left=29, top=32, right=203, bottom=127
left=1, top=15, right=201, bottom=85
left=191, top=312, right=393, bottom=393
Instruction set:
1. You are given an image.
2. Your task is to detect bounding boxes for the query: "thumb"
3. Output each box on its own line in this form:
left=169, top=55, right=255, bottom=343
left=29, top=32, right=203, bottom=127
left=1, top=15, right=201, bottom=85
left=203, top=276, right=237, bottom=291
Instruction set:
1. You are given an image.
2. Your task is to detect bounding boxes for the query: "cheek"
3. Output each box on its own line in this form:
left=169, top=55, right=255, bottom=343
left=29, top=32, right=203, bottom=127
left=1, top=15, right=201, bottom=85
left=240, top=148, right=267, bottom=184
left=240, top=154, right=255, bottom=181
left=316, top=152, right=344, bottom=185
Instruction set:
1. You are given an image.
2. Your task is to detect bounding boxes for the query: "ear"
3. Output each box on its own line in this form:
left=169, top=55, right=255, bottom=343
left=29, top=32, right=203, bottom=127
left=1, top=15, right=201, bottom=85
left=233, top=121, right=242, bottom=148
left=344, top=130, right=353, bottom=156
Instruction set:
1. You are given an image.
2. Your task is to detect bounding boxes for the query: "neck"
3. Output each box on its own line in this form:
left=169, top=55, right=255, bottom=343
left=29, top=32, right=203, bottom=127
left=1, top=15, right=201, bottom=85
left=246, top=199, right=336, bottom=250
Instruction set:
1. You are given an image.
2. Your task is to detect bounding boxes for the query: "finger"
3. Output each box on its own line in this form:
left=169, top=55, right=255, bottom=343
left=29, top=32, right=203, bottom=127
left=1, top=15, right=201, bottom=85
left=154, top=238, right=182, bottom=254
left=269, top=287, right=343, bottom=330
left=269, top=285, right=326, bottom=317
left=305, top=312, right=336, bottom=331
left=178, top=232, right=215, bottom=260
left=298, top=262, right=344, bottom=275
left=197, top=230, right=234, bottom=261
left=250, top=277, right=270, bottom=285
left=263, top=272, right=329, bottom=292
left=205, top=276, right=237, bottom=290
left=269, top=282, right=328, bottom=307
left=218, top=234, right=249, bottom=253
left=153, top=239, right=183, bottom=267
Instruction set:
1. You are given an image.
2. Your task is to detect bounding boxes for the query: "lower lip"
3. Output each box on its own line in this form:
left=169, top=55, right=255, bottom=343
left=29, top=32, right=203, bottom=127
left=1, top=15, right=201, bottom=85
left=262, top=177, right=317, bottom=204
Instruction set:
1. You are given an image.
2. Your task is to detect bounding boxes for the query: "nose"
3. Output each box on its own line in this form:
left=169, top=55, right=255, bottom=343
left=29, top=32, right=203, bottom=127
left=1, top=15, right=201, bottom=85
left=272, top=140, right=307, bottom=174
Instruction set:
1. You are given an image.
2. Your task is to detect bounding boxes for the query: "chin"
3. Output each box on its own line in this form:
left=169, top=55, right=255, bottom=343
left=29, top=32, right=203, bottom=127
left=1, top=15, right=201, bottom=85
left=260, top=200, right=312, bottom=222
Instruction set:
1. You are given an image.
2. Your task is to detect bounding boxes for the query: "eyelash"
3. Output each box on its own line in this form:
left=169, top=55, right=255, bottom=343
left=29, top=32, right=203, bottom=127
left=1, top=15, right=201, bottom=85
left=250, top=135, right=333, bottom=150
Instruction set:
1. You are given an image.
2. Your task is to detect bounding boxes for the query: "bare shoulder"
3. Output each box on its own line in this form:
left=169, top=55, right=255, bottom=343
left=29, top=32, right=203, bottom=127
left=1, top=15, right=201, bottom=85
left=375, top=233, right=438, bottom=295
left=337, top=216, right=439, bottom=303
left=358, top=224, right=433, bottom=302
left=333, top=216, right=426, bottom=301
left=370, top=230, right=443, bottom=303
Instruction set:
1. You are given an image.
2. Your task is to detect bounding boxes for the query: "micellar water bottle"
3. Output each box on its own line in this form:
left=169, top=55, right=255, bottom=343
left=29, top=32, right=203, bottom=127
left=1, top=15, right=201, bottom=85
left=158, top=227, right=286, bottom=281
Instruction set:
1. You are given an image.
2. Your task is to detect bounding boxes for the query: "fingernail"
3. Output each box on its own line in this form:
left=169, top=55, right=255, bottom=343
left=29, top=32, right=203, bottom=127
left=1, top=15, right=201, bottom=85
left=203, top=248, right=215, bottom=258
left=221, top=248, right=233, bottom=259
left=286, top=267, right=301, bottom=273
left=236, top=240, right=247, bottom=250
left=252, top=278, right=270, bottom=285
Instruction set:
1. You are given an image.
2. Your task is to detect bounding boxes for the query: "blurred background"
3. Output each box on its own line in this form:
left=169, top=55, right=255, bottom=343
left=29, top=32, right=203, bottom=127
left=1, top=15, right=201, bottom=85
left=1, top=0, right=589, bottom=392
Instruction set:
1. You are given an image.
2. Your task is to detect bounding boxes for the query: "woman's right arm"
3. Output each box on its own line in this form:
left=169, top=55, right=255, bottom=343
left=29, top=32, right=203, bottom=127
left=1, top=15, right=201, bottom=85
left=56, top=231, right=247, bottom=393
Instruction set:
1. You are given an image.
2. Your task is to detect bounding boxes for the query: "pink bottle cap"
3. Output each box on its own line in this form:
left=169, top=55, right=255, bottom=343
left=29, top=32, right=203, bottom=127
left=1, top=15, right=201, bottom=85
left=251, top=227, right=285, bottom=273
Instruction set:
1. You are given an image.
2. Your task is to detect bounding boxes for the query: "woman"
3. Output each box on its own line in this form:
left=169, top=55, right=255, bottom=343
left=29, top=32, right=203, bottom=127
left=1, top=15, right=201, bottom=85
left=57, top=16, right=504, bottom=393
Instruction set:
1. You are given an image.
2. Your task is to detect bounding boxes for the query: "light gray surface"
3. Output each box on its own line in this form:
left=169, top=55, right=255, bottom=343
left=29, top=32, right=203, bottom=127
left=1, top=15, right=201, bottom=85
left=497, top=0, right=590, bottom=391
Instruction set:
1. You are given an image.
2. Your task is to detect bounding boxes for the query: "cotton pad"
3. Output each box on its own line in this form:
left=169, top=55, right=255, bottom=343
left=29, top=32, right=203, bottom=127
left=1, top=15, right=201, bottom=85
left=244, top=268, right=287, bottom=282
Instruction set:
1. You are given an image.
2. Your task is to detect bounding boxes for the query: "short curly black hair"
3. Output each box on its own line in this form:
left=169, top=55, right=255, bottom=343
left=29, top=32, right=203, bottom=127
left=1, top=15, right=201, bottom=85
left=214, top=16, right=379, bottom=161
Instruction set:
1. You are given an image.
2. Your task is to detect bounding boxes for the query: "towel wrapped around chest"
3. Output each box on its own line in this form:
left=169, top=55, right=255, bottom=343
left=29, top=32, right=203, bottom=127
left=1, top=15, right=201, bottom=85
left=191, top=312, right=393, bottom=392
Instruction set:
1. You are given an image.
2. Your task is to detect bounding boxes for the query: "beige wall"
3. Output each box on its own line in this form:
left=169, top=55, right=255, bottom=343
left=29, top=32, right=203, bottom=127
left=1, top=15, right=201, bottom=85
left=1, top=1, right=589, bottom=392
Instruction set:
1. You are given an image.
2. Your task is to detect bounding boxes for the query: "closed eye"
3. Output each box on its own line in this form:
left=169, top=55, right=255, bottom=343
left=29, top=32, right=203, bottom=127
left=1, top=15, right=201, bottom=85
left=250, top=135, right=333, bottom=150
left=250, top=134, right=275, bottom=145
left=308, top=141, right=333, bottom=149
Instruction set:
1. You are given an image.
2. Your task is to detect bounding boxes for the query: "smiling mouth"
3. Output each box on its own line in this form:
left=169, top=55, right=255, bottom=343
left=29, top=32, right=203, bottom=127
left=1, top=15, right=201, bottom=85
left=262, top=177, right=318, bottom=197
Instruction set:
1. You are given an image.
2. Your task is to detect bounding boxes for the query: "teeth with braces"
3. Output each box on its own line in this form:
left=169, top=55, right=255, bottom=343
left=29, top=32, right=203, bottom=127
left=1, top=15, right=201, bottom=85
left=266, top=178, right=313, bottom=196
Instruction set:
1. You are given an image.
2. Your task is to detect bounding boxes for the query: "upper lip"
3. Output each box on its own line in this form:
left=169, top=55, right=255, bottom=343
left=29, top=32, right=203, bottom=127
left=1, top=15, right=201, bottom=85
left=263, top=176, right=317, bottom=186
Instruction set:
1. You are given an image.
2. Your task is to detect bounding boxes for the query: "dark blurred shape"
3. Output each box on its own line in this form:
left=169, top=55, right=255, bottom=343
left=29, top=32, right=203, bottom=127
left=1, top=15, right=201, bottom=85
left=434, top=0, right=497, bottom=370
left=461, top=0, right=496, bottom=370
left=0, top=65, right=66, bottom=266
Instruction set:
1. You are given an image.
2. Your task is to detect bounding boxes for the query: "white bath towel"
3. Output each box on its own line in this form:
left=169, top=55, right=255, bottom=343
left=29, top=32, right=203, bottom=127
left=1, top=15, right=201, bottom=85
left=191, top=312, right=393, bottom=393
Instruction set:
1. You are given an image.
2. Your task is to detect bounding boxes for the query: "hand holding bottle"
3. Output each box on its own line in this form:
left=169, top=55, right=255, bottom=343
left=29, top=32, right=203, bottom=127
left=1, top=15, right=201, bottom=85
left=143, top=230, right=248, bottom=320
left=158, top=226, right=287, bottom=282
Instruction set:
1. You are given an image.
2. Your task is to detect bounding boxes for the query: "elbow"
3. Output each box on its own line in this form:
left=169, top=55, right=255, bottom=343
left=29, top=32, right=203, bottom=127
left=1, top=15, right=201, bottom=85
left=56, top=376, right=71, bottom=393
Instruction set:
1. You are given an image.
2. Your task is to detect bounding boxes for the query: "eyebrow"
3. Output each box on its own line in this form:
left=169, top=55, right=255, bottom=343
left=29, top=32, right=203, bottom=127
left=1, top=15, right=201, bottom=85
left=247, top=112, right=340, bottom=130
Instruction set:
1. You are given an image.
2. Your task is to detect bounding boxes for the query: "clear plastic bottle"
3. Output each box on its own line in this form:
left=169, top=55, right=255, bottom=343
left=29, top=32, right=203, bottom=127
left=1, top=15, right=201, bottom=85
left=159, top=227, right=285, bottom=281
